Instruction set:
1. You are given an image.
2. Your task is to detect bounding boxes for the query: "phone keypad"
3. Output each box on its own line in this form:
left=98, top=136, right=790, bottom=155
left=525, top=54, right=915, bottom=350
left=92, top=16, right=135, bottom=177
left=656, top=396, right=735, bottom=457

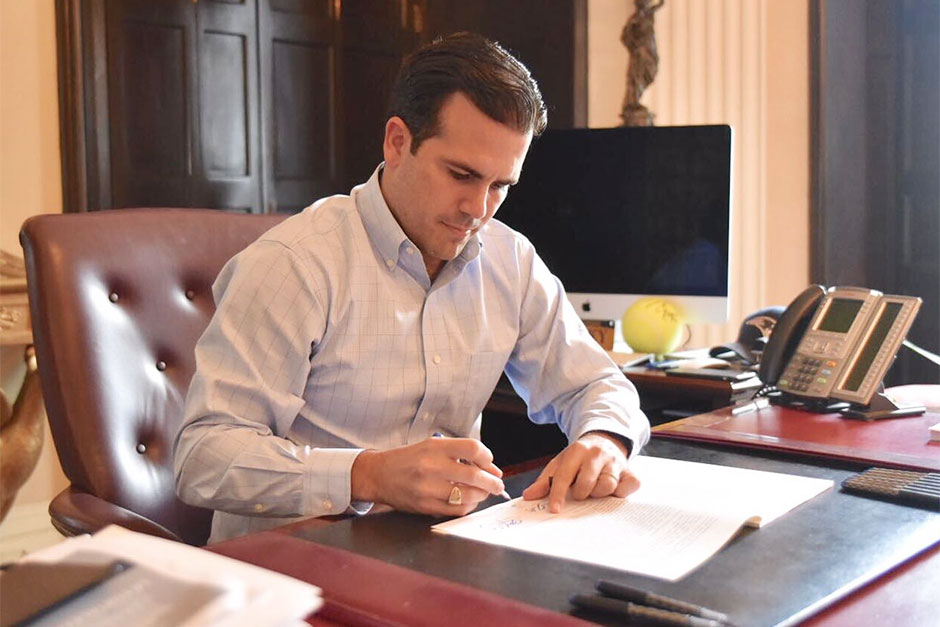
left=778, top=355, right=836, bottom=396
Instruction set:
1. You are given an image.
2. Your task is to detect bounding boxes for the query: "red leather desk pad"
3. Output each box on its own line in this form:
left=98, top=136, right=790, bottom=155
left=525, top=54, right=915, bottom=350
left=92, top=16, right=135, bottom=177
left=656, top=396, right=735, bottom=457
left=654, top=405, right=940, bottom=471
left=208, top=529, right=589, bottom=627
left=804, top=542, right=940, bottom=627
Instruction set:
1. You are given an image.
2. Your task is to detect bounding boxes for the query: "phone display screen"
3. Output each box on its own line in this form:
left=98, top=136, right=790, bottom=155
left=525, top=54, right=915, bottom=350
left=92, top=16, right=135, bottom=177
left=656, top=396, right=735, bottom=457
left=840, top=302, right=903, bottom=392
left=816, top=298, right=864, bottom=333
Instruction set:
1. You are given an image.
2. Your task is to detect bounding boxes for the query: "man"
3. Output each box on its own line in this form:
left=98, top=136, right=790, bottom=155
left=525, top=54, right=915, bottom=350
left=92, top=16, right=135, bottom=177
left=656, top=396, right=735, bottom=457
left=175, top=33, right=650, bottom=543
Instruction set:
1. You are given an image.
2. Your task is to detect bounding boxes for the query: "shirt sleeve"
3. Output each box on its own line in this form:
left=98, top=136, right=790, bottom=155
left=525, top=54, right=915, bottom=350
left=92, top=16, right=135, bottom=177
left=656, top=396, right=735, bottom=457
left=173, top=240, right=368, bottom=519
left=503, top=243, right=651, bottom=457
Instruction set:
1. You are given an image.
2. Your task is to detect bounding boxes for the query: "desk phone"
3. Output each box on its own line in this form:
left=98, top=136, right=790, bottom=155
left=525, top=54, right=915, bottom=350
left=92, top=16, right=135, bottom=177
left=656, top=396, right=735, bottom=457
left=762, top=286, right=921, bottom=408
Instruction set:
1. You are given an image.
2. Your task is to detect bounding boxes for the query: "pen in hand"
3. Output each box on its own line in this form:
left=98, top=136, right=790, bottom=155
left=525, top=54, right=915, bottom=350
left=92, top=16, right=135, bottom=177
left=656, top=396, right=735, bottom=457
left=432, top=432, right=512, bottom=501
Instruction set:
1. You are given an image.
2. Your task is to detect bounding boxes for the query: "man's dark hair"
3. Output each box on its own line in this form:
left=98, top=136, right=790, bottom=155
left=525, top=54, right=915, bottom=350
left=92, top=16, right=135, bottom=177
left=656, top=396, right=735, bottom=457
left=387, top=32, right=548, bottom=153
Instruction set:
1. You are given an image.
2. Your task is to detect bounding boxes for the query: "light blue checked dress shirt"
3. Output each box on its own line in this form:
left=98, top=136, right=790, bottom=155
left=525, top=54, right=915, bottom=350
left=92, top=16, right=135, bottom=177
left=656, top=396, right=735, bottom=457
left=175, top=166, right=650, bottom=542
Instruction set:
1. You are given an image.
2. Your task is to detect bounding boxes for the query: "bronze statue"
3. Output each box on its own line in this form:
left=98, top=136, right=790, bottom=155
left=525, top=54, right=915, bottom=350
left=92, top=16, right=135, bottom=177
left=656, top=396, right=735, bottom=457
left=0, top=252, right=44, bottom=524
left=0, top=347, right=44, bottom=523
left=621, top=0, right=665, bottom=127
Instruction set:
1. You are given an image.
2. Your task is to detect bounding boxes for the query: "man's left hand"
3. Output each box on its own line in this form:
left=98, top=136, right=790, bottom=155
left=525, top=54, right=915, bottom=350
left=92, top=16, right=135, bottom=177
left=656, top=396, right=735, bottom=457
left=521, top=431, right=640, bottom=513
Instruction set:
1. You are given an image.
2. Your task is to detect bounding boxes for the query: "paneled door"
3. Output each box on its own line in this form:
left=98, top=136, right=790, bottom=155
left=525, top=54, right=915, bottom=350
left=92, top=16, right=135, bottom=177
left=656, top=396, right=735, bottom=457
left=258, top=0, right=418, bottom=213
left=106, top=0, right=262, bottom=211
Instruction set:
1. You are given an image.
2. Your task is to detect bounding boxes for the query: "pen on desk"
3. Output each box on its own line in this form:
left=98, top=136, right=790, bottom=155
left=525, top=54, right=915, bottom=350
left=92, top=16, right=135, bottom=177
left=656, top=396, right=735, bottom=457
left=431, top=432, right=511, bottom=501
left=570, top=594, right=726, bottom=627
left=731, top=396, right=770, bottom=416
left=596, top=580, right=731, bottom=624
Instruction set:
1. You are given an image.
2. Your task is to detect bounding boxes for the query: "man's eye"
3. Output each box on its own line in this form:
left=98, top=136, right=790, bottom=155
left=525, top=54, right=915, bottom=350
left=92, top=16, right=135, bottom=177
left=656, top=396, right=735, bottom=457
left=450, top=170, right=471, bottom=181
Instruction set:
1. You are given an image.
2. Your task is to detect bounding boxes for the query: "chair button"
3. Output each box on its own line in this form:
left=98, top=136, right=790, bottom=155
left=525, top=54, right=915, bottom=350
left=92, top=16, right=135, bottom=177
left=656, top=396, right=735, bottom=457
left=184, top=289, right=195, bottom=300
left=109, top=292, right=119, bottom=303
left=136, top=443, right=146, bottom=454
left=156, top=360, right=167, bottom=371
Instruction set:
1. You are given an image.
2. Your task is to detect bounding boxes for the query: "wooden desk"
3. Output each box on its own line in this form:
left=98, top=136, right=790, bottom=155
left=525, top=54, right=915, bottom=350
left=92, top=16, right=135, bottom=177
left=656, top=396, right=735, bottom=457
left=653, top=405, right=940, bottom=472
left=804, top=542, right=940, bottom=627
left=211, top=438, right=939, bottom=626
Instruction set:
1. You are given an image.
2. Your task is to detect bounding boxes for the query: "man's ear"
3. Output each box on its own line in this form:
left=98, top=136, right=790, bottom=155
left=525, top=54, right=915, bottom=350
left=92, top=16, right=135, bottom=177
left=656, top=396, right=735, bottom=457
left=383, top=116, right=412, bottom=167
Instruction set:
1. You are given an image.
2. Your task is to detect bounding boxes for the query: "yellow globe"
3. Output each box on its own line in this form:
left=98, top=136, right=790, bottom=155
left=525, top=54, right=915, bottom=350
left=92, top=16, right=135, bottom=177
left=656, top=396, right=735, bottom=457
left=621, top=297, right=686, bottom=357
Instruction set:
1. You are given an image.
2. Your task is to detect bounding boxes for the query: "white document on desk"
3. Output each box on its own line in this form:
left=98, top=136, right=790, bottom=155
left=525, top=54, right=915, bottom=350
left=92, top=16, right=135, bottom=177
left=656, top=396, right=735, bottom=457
left=432, top=455, right=833, bottom=581
left=20, top=525, right=322, bottom=626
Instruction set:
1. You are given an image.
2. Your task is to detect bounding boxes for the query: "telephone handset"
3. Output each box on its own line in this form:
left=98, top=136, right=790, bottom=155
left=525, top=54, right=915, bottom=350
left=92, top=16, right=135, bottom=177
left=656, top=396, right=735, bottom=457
left=759, top=285, right=922, bottom=411
left=758, top=285, right=826, bottom=385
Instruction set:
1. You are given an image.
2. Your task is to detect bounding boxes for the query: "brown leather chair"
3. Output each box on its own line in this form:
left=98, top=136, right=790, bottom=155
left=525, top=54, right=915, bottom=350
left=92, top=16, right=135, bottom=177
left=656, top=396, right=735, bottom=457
left=20, top=209, right=285, bottom=545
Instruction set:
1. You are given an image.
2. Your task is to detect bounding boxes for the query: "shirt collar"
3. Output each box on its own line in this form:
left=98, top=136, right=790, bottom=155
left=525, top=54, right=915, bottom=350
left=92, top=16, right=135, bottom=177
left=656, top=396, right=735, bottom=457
left=357, top=165, right=409, bottom=268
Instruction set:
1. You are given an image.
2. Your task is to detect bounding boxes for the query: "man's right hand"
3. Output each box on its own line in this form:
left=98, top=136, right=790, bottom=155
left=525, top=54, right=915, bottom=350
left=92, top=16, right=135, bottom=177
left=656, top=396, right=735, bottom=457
left=351, top=436, right=506, bottom=516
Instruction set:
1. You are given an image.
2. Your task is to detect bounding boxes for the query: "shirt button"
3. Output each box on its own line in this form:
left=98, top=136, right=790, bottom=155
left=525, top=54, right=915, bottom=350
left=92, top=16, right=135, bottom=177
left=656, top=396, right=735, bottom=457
left=254, top=503, right=263, bottom=513
left=423, top=411, right=431, bottom=420
left=406, top=246, right=415, bottom=255
left=323, top=499, right=332, bottom=511
left=385, top=259, right=395, bottom=268
left=432, top=355, right=441, bottom=365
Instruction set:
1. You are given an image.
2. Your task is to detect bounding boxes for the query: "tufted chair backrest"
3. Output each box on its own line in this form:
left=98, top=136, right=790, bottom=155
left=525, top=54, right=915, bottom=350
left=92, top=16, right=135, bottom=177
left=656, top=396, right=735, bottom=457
left=21, top=209, right=286, bottom=545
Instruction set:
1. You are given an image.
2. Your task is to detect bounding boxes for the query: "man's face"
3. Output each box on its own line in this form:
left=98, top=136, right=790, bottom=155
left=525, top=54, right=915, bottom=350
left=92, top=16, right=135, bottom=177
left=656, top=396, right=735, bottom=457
left=381, top=92, right=532, bottom=278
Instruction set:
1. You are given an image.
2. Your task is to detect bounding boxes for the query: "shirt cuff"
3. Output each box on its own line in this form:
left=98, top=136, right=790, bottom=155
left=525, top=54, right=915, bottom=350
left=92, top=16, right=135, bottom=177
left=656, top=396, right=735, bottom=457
left=573, top=416, right=650, bottom=459
left=301, top=447, right=365, bottom=516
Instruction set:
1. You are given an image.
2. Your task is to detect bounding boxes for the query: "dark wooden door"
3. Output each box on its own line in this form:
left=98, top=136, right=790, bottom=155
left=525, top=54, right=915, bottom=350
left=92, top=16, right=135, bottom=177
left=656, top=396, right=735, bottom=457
left=105, top=0, right=261, bottom=211
left=258, top=0, right=418, bottom=212
left=198, top=0, right=262, bottom=212
left=258, top=0, right=337, bottom=213
left=105, top=0, right=196, bottom=207
left=57, top=0, right=586, bottom=214
left=339, top=0, right=421, bottom=193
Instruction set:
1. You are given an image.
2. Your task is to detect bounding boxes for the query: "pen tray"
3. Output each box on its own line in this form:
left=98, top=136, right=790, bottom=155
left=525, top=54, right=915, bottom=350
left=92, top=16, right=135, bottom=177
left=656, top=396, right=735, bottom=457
left=841, top=467, right=940, bottom=510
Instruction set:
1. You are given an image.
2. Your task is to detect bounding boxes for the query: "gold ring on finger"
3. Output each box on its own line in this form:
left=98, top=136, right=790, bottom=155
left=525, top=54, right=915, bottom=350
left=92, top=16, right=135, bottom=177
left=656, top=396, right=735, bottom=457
left=448, top=485, right=463, bottom=505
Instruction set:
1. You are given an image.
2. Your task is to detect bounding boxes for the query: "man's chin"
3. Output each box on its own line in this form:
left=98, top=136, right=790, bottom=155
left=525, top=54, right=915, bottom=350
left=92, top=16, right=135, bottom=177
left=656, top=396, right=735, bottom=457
left=430, top=244, right=465, bottom=264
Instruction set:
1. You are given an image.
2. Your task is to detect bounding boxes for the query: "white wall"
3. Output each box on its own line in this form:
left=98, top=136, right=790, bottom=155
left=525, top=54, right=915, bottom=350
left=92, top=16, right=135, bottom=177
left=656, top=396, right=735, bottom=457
left=0, top=0, right=62, bottom=252
left=588, top=0, right=811, bottom=348
left=0, top=0, right=68, bottom=559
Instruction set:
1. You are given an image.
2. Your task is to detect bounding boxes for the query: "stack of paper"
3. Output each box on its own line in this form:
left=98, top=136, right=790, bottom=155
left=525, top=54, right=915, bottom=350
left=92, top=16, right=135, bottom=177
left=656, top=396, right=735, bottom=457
left=9, top=525, right=322, bottom=626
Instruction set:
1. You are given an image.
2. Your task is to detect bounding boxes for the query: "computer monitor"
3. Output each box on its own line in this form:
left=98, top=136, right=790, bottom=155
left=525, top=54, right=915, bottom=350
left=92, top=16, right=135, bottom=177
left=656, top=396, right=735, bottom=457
left=497, top=124, right=733, bottom=324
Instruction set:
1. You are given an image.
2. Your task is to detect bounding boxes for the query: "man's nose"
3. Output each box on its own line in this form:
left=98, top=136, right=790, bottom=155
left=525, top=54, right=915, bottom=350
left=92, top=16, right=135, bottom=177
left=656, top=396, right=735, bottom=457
left=460, top=185, right=489, bottom=220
